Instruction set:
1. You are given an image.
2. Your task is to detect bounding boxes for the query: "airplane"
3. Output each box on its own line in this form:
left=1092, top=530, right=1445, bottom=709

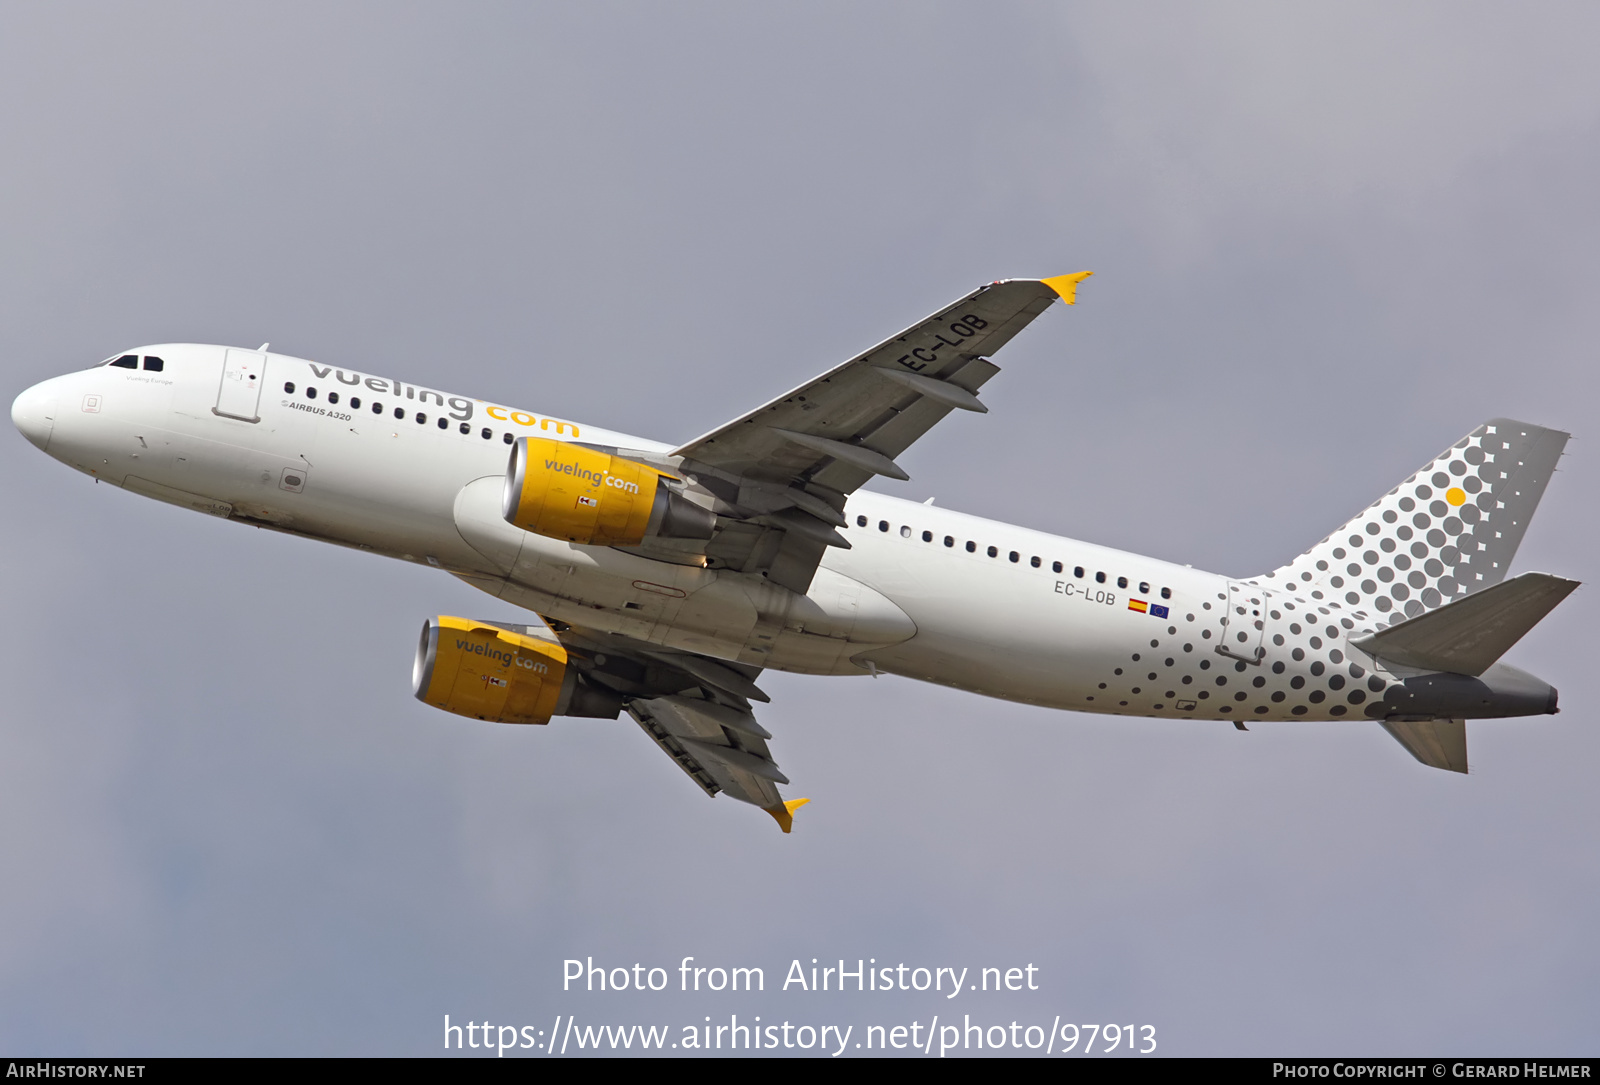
left=10, top=274, right=1578, bottom=832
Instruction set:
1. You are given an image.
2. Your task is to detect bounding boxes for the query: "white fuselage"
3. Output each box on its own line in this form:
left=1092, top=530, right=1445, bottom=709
left=14, top=344, right=1423, bottom=725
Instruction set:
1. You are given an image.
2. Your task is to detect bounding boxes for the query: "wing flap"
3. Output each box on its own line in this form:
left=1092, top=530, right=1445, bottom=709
left=629, top=694, right=785, bottom=808
left=630, top=698, right=725, bottom=798
left=535, top=621, right=799, bottom=818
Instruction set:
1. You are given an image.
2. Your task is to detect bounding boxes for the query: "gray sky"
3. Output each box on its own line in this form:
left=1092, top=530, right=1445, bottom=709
left=2, top=2, right=1597, bottom=1055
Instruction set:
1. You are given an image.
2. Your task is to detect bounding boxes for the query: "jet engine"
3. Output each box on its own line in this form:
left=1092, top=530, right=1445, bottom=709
left=502, top=436, right=714, bottom=547
left=412, top=616, right=622, bottom=724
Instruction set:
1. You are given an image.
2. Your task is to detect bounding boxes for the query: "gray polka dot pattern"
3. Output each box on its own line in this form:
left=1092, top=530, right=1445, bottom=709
left=1080, top=418, right=1567, bottom=725
left=1261, top=419, right=1567, bottom=632
left=1082, top=592, right=1413, bottom=724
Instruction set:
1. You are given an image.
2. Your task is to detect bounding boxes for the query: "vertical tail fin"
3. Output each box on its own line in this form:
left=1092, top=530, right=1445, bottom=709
left=1263, top=419, right=1567, bottom=626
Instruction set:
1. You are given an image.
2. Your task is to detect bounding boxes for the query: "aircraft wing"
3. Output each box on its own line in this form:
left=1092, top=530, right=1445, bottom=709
left=664, top=274, right=1090, bottom=592
left=547, top=619, right=809, bottom=832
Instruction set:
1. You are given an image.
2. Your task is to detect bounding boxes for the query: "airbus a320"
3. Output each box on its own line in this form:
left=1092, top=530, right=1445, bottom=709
left=11, top=274, right=1576, bottom=831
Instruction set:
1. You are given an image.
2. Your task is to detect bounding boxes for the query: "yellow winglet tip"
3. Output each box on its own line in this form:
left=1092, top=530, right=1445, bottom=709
left=764, top=797, right=811, bottom=834
left=1042, top=270, right=1094, bottom=305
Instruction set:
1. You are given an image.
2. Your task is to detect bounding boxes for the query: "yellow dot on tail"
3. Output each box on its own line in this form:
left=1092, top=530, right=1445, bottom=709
left=1446, top=487, right=1466, bottom=506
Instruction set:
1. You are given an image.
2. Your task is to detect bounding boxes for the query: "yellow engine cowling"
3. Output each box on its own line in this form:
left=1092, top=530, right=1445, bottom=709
left=501, top=436, right=714, bottom=546
left=412, top=616, right=570, bottom=724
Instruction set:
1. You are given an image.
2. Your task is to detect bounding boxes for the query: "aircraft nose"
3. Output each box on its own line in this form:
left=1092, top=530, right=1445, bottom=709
left=12, top=380, right=57, bottom=452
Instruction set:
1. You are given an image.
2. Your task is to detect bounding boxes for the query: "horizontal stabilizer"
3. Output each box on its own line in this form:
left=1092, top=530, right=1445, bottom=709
left=1380, top=717, right=1469, bottom=774
left=1351, top=572, right=1578, bottom=677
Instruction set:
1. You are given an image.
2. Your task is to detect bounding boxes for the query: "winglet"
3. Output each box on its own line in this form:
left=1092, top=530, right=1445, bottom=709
left=764, top=797, right=811, bottom=834
left=1041, top=271, right=1093, bottom=305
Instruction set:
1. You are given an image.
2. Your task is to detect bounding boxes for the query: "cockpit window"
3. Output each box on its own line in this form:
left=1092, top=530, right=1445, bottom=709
left=110, top=355, right=138, bottom=369
left=143, top=356, right=164, bottom=372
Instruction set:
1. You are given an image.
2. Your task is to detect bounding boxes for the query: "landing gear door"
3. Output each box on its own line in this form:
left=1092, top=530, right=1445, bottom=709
left=215, top=349, right=265, bottom=423
left=1218, top=581, right=1266, bottom=664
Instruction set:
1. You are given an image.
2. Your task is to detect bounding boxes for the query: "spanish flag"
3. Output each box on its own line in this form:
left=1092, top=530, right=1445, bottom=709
left=1128, top=599, right=1149, bottom=614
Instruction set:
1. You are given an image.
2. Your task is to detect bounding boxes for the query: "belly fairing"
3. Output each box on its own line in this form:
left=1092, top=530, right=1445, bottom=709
left=450, top=475, right=916, bottom=675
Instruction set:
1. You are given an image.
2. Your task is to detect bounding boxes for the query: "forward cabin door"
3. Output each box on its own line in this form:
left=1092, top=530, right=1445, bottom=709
left=1218, top=581, right=1266, bottom=664
left=214, top=349, right=265, bottom=422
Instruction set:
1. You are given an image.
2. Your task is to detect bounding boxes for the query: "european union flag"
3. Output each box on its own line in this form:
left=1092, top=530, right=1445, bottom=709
left=1150, top=604, right=1169, bottom=619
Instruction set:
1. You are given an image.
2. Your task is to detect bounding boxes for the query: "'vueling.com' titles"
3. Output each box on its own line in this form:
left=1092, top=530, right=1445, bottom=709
left=304, top=362, right=579, bottom=435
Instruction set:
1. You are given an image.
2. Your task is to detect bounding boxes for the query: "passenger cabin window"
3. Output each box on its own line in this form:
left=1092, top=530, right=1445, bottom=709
left=856, top=515, right=867, bottom=527
left=394, top=407, right=405, bottom=419
left=503, top=433, right=513, bottom=444
left=307, top=387, right=317, bottom=399
left=111, top=355, right=138, bottom=369
left=142, top=356, right=164, bottom=372
left=284, top=382, right=296, bottom=394
left=1074, top=566, right=1085, bottom=578
left=1031, top=556, right=1041, bottom=568
left=944, top=536, right=954, bottom=547
left=879, top=521, right=889, bottom=532
left=1161, top=587, right=1172, bottom=599
left=482, top=428, right=492, bottom=439
left=966, top=541, right=976, bottom=553
left=1052, top=561, right=1063, bottom=573
left=1117, top=576, right=1128, bottom=589
left=350, top=397, right=361, bottom=409
left=922, top=530, right=933, bottom=543
left=1139, top=581, right=1150, bottom=594
left=371, top=402, right=383, bottom=414
left=327, top=392, right=339, bottom=405
left=1095, top=571, right=1106, bottom=583
left=987, top=545, right=998, bottom=558
left=1008, top=551, right=1019, bottom=563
